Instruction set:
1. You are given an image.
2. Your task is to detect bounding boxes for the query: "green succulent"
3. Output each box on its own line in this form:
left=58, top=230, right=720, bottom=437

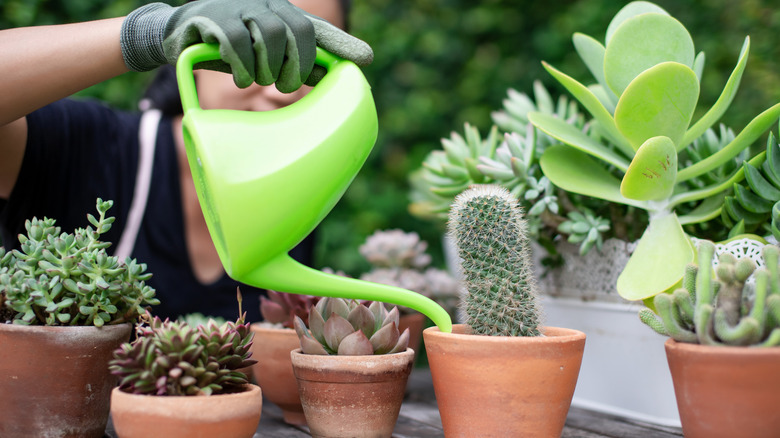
left=639, top=240, right=780, bottom=347
left=110, top=311, right=256, bottom=396
left=0, top=198, right=159, bottom=326
left=293, top=297, right=409, bottom=355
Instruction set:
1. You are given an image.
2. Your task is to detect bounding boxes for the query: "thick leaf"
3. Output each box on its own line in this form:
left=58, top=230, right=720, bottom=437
left=529, top=112, right=630, bottom=172
left=539, top=144, right=644, bottom=208
left=337, top=330, right=374, bottom=355
left=347, top=304, right=376, bottom=338
left=604, top=13, right=695, bottom=96
left=677, top=192, right=725, bottom=225
left=300, top=335, right=329, bottom=355
left=572, top=33, right=618, bottom=107
left=369, top=322, right=400, bottom=354
left=617, top=213, right=694, bottom=301
left=605, top=1, right=669, bottom=45
left=614, top=62, right=699, bottom=150
left=678, top=103, right=780, bottom=182
left=542, top=62, right=632, bottom=156
left=323, top=314, right=354, bottom=352
left=681, top=37, right=750, bottom=150
left=620, top=136, right=677, bottom=201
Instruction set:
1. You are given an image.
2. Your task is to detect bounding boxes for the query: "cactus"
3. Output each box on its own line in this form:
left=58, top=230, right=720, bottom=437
left=293, top=297, right=409, bottom=355
left=639, top=240, right=780, bottom=347
left=449, top=184, right=542, bottom=337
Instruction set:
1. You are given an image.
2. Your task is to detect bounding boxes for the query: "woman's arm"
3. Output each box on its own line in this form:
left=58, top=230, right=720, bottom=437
left=0, top=17, right=127, bottom=198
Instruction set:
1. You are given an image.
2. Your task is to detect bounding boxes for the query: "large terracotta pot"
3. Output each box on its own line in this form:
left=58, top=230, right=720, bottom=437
left=665, top=339, right=780, bottom=438
left=0, top=322, right=132, bottom=438
left=424, top=324, right=586, bottom=438
left=249, top=324, right=306, bottom=425
left=110, top=383, right=262, bottom=438
left=291, top=348, right=414, bottom=438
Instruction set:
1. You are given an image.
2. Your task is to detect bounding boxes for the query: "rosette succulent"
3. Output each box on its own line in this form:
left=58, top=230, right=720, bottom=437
left=259, top=289, right=321, bottom=329
left=293, top=297, right=409, bottom=355
left=109, top=311, right=257, bottom=396
left=0, top=198, right=159, bottom=326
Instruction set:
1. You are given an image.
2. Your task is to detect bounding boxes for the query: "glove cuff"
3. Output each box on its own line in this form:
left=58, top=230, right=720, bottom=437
left=120, top=3, right=175, bottom=72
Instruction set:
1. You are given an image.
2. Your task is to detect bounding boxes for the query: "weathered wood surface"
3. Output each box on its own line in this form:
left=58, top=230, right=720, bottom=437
left=105, top=368, right=684, bottom=437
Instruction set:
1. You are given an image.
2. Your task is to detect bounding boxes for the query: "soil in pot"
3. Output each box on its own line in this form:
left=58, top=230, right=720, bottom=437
left=110, top=383, right=262, bottom=438
left=291, top=348, right=414, bottom=438
left=424, top=324, right=586, bottom=438
left=0, top=322, right=132, bottom=438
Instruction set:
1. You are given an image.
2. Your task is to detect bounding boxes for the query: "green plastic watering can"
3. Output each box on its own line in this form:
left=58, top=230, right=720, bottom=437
left=176, top=43, right=451, bottom=332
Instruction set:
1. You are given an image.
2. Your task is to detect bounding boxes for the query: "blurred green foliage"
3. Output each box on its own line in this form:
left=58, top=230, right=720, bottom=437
left=3, top=0, right=779, bottom=275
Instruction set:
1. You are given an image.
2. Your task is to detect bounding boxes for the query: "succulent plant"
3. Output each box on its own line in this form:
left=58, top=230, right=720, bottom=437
left=449, top=184, right=542, bottom=337
left=0, top=198, right=159, bottom=326
left=639, top=240, right=780, bottom=347
left=529, top=1, right=780, bottom=302
left=177, top=312, right=227, bottom=328
left=110, top=308, right=257, bottom=396
left=359, top=229, right=431, bottom=269
left=293, top=297, right=409, bottom=355
left=259, top=289, right=321, bottom=329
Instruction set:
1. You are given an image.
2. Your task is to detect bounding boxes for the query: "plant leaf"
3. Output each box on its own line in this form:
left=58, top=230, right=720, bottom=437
left=539, top=144, right=644, bottom=208
left=572, top=32, right=618, bottom=107
left=620, top=136, right=677, bottom=201
left=605, top=1, right=670, bottom=45
left=529, top=112, right=630, bottom=172
left=614, top=62, right=699, bottom=150
left=337, top=330, right=374, bottom=355
left=617, top=213, right=694, bottom=301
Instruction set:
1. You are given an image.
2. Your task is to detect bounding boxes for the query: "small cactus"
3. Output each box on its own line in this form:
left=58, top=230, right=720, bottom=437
left=293, top=297, right=409, bottom=355
left=109, top=310, right=256, bottom=396
left=449, top=184, right=542, bottom=336
left=639, top=240, right=780, bottom=347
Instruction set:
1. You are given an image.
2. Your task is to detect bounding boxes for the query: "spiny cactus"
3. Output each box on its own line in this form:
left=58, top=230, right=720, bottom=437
left=639, top=240, right=780, bottom=347
left=260, top=289, right=321, bottom=329
left=449, top=184, right=542, bottom=336
left=110, top=310, right=257, bottom=396
left=0, top=198, right=159, bottom=326
left=293, top=297, right=409, bottom=355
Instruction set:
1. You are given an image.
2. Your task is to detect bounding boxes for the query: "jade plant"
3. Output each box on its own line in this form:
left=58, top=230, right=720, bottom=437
left=526, top=1, right=780, bottom=302
left=109, top=300, right=256, bottom=396
left=293, top=297, right=409, bottom=355
left=639, top=240, right=780, bottom=347
left=358, top=229, right=462, bottom=317
left=0, top=198, right=159, bottom=326
left=449, top=184, right=542, bottom=336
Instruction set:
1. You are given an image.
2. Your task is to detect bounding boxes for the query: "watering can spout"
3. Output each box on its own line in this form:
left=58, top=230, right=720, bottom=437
left=244, top=254, right=452, bottom=332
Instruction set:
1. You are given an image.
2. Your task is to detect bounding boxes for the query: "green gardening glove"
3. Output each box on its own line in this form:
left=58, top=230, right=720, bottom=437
left=120, top=0, right=373, bottom=92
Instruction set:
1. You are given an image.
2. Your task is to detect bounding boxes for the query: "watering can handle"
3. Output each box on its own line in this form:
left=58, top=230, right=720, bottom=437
left=176, top=43, right=342, bottom=114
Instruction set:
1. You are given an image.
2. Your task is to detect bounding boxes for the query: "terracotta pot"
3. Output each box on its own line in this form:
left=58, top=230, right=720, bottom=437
left=399, top=312, right=426, bottom=363
left=110, top=383, right=262, bottom=438
left=249, top=324, right=306, bottom=425
left=424, top=324, right=586, bottom=438
left=0, top=322, right=132, bottom=438
left=291, top=348, right=414, bottom=438
left=665, top=339, right=780, bottom=438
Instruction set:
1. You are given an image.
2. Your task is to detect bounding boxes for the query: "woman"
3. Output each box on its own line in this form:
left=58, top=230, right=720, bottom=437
left=0, top=0, right=372, bottom=321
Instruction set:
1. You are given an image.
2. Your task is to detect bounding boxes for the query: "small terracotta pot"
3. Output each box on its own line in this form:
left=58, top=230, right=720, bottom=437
left=0, top=322, right=132, bottom=438
left=110, top=383, right=262, bottom=438
left=291, top=348, right=414, bottom=438
left=424, top=324, right=586, bottom=438
left=250, top=324, right=306, bottom=425
left=665, top=339, right=780, bottom=438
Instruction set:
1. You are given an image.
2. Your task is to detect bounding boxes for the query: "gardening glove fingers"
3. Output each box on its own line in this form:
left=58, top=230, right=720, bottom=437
left=303, top=15, right=374, bottom=87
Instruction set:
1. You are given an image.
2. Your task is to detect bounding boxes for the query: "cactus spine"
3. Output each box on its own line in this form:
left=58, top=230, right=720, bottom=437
left=639, top=240, right=780, bottom=347
left=449, top=184, right=542, bottom=336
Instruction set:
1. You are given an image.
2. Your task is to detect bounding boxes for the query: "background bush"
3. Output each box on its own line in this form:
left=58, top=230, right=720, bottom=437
left=3, top=0, right=779, bottom=275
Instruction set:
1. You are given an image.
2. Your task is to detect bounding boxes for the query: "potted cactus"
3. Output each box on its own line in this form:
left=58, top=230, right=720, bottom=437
left=251, top=289, right=322, bottom=425
left=639, top=240, right=780, bottom=438
left=291, top=297, right=413, bottom=438
left=0, top=198, right=159, bottom=438
left=108, top=299, right=261, bottom=438
left=423, top=184, right=586, bottom=437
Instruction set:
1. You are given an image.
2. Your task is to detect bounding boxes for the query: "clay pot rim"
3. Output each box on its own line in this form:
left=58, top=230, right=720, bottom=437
left=290, top=347, right=414, bottom=362
left=112, top=383, right=261, bottom=400
left=0, top=321, right=132, bottom=333
left=250, top=323, right=294, bottom=332
left=424, top=324, right=585, bottom=343
left=664, top=338, right=780, bottom=357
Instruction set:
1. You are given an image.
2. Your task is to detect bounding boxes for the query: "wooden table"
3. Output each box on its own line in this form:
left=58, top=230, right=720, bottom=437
left=105, top=368, right=684, bottom=437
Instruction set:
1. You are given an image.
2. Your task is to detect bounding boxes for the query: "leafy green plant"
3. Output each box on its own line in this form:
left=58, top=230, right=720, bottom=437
left=449, top=184, right=542, bottom=336
left=639, top=240, right=780, bottom=347
left=528, top=1, right=780, bottom=302
left=110, top=308, right=256, bottom=396
left=0, top=199, right=159, bottom=326
left=293, top=297, right=409, bottom=355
